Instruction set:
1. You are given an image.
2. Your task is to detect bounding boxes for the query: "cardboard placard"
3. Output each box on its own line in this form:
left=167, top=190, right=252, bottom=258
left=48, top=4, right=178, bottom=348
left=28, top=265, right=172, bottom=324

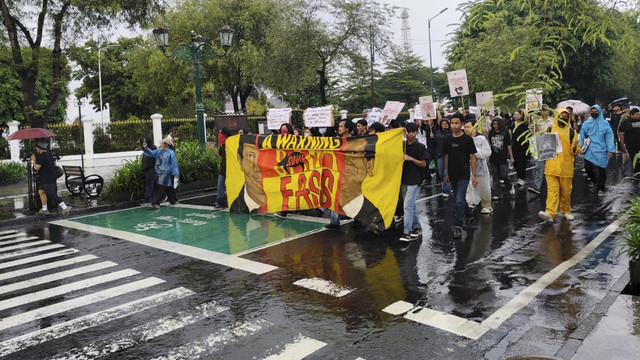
left=266, top=108, right=292, bottom=130
left=381, top=101, right=405, bottom=126
left=419, top=96, right=436, bottom=120
left=526, top=89, right=543, bottom=112
left=366, top=107, right=383, bottom=125
left=447, top=69, right=469, bottom=97
left=475, top=91, right=494, bottom=116
left=303, top=106, right=334, bottom=128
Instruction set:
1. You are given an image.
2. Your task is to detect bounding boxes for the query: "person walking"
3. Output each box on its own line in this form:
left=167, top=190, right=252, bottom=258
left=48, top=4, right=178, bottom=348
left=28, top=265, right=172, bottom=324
left=399, top=122, right=427, bottom=242
left=511, top=110, right=530, bottom=187
left=143, top=137, right=180, bottom=209
left=140, top=135, right=157, bottom=205
left=464, top=119, right=492, bottom=214
left=538, top=108, right=580, bottom=222
left=444, top=113, right=477, bottom=238
left=580, top=105, right=616, bottom=196
left=208, top=128, right=232, bottom=209
left=617, top=107, right=640, bottom=175
left=435, top=118, right=452, bottom=198
left=529, top=106, right=555, bottom=194
left=489, top=116, right=515, bottom=199
left=425, top=118, right=441, bottom=186
left=31, top=142, right=71, bottom=216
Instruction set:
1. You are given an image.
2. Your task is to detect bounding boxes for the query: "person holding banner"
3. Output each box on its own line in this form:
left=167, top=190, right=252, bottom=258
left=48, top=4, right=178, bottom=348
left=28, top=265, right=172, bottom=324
left=207, top=128, right=232, bottom=209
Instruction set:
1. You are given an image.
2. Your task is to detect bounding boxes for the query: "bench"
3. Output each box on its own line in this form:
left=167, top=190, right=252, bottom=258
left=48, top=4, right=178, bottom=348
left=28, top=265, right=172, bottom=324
left=62, top=165, right=104, bottom=197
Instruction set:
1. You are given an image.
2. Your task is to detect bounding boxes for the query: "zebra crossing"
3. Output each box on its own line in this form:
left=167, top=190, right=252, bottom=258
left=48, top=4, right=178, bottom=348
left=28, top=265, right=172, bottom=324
left=0, top=229, right=331, bottom=359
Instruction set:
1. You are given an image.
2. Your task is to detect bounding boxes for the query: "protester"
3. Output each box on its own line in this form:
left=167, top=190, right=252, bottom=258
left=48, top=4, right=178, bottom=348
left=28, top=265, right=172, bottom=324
left=208, top=128, right=232, bottom=209
left=511, top=109, right=530, bottom=187
left=356, top=119, right=368, bottom=136
left=580, top=105, right=615, bottom=196
left=140, top=135, right=157, bottom=204
left=368, top=122, right=385, bottom=134
left=529, top=106, right=555, bottom=194
left=424, top=118, right=441, bottom=186
left=618, top=107, right=640, bottom=175
left=279, top=123, right=293, bottom=135
left=444, top=113, right=477, bottom=238
left=489, top=116, right=515, bottom=199
left=610, top=104, right=623, bottom=151
left=464, top=119, right=492, bottom=214
left=326, top=119, right=354, bottom=228
left=143, top=137, right=180, bottom=209
left=31, top=142, right=71, bottom=216
left=538, top=108, right=580, bottom=222
left=399, top=122, right=427, bottom=242
left=435, top=118, right=452, bottom=197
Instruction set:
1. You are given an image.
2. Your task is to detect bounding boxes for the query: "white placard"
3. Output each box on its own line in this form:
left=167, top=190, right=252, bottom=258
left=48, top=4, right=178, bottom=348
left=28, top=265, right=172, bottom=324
left=526, top=89, right=543, bottom=112
left=447, top=69, right=469, bottom=98
left=419, top=96, right=436, bottom=120
left=266, top=108, right=292, bottom=130
left=414, top=104, right=423, bottom=120
left=381, top=101, right=405, bottom=126
left=303, top=106, right=334, bottom=128
left=476, top=91, right=494, bottom=116
left=366, top=107, right=383, bottom=125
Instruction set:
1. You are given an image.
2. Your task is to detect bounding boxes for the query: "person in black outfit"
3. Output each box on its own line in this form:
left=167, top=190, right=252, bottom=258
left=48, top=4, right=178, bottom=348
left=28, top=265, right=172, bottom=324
left=31, top=142, right=71, bottom=216
left=140, top=135, right=157, bottom=204
left=511, top=110, right=530, bottom=187
left=399, top=122, right=427, bottom=242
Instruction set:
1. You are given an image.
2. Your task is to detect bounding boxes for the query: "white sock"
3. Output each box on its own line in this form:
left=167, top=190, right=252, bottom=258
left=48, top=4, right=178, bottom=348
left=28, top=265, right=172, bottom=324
left=42, top=205, right=48, bottom=211
left=59, top=202, right=68, bottom=210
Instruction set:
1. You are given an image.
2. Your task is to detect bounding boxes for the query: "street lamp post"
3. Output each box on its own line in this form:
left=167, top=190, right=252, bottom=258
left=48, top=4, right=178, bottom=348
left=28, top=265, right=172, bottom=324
left=152, top=26, right=234, bottom=145
left=98, top=44, right=120, bottom=122
left=428, top=7, right=447, bottom=100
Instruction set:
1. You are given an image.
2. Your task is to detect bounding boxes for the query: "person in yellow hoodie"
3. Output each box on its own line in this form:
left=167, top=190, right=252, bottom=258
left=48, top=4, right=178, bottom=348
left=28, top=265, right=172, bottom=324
left=539, top=108, right=581, bottom=222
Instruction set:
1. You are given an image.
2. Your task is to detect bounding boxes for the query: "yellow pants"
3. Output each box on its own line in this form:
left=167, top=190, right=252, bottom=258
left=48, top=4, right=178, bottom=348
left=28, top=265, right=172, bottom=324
left=545, top=175, right=573, bottom=218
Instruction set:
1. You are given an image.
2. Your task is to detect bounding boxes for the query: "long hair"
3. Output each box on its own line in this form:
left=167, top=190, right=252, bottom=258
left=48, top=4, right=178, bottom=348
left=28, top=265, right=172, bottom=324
left=491, top=116, right=507, bottom=134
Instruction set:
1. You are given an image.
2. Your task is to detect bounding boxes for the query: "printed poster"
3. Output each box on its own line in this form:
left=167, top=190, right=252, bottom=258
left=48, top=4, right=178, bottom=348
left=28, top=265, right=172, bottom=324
left=419, top=96, right=436, bottom=120
left=447, top=69, right=469, bottom=97
left=226, top=129, right=405, bottom=231
left=526, top=89, right=543, bottom=112
left=381, top=101, right=405, bottom=126
left=366, top=107, right=383, bottom=125
left=475, top=91, right=494, bottom=116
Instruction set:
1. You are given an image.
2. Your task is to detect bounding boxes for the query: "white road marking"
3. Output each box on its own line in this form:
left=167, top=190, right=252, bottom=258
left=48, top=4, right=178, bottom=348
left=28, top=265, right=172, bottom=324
left=0, top=287, right=194, bottom=358
left=51, top=220, right=278, bottom=275
left=0, top=230, right=18, bottom=236
left=0, top=268, right=139, bottom=312
left=0, top=232, right=28, bottom=241
left=49, top=301, right=229, bottom=360
left=0, top=261, right=118, bottom=295
left=0, top=240, right=51, bottom=253
left=0, top=277, right=165, bottom=331
left=173, top=203, right=216, bottom=210
left=151, top=318, right=273, bottom=360
left=383, top=217, right=623, bottom=339
left=234, top=227, right=327, bottom=257
left=0, top=254, right=97, bottom=281
left=0, top=243, right=66, bottom=261
left=0, top=236, right=40, bottom=246
left=293, top=278, right=354, bottom=297
left=0, top=248, right=79, bottom=270
left=261, top=334, right=327, bottom=360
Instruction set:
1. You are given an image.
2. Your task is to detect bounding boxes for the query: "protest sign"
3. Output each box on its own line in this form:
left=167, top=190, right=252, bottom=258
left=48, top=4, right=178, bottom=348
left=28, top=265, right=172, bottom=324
left=226, top=129, right=404, bottom=231
left=266, top=108, right=292, bottom=130
left=303, top=106, right=334, bottom=128
left=414, top=104, right=423, bottom=120
left=366, top=107, right=383, bottom=125
left=381, top=101, right=405, bottom=126
left=419, top=96, right=436, bottom=120
left=526, top=89, right=543, bottom=112
left=476, top=91, right=494, bottom=116
left=535, top=132, right=561, bottom=160
left=447, top=69, right=469, bottom=98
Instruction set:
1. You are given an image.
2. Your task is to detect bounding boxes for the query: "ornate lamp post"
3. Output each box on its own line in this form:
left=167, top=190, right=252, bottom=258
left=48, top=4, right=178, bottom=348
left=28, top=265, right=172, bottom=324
left=152, top=26, right=234, bottom=145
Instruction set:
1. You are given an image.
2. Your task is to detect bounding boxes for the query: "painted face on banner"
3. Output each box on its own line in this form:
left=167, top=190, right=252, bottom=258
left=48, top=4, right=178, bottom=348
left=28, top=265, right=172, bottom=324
left=340, top=137, right=374, bottom=207
left=239, top=143, right=266, bottom=205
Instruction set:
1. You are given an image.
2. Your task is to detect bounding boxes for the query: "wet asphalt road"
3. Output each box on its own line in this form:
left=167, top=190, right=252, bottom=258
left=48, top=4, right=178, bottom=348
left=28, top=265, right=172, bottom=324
left=0, top=156, right=636, bottom=359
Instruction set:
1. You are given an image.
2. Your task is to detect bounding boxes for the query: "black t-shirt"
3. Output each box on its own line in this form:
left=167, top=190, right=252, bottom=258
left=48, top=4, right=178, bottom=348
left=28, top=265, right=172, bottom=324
left=36, top=151, right=57, bottom=184
left=444, top=133, right=477, bottom=180
left=219, top=144, right=227, bottom=176
left=489, top=130, right=511, bottom=164
left=402, top=140, right=427, bottom=185
left=619, top=119, right=640, bottom=156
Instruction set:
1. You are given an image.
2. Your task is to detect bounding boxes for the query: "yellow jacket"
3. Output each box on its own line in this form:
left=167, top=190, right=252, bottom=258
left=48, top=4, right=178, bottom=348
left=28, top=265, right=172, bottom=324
left=544, top=125, right=580, bottom=178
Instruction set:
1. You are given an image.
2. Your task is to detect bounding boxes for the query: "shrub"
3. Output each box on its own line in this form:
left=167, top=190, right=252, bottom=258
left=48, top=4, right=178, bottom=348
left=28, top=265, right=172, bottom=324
left=104, top=157, right=144, bottom=199
left=0, top=161, right=27, bottom=180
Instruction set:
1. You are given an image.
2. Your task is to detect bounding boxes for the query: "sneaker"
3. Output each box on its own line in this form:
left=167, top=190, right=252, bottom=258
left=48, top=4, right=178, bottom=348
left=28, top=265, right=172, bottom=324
left=538, top=211, right=553, bottom=222
left=275, top=212, right=287, bottom=219
left=527, top=187, right=540, bottom=194
left=452, top=226, right=463, bottom=239
left=393, top=215, right=403, bottom=223
left=37, top=209, right=49, bottom=215
left=212, top=204, right=223, bottom=210
left=399, top=233, right=414, bottom=242
left=409, top=228, right=423, bottom=239
left=442, top=193, right=449, bottom=199
left=480, top=207, right=493, bottom=214
left=434, top=181, right=442, bottom=187
left=509, top=185, right=516, bottom=195
left=61, top=206, right=72, bottom=217
left=517, top=179, right=526, bottom=186
left=492, top=195, right=499, bottom=200
left=564, top=213, right=575, bottom=221
left=588, top=182, right=597, bottom=191
left=324, top=223, right=340, bottom=230
left=598, top=190, right=605, bottom=197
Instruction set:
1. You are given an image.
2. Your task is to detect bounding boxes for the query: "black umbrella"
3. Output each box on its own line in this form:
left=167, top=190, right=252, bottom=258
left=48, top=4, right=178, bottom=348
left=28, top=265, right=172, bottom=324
left=608, top=97, right=630, bottom=108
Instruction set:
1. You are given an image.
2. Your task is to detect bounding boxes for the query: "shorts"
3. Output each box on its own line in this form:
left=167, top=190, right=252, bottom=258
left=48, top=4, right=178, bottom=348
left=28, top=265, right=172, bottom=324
left=38, top=183, right=57, bottom=196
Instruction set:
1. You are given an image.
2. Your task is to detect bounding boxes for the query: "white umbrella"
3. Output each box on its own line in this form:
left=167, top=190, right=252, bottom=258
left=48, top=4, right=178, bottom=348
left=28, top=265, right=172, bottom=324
left=556, top=100, right=590, bottom=115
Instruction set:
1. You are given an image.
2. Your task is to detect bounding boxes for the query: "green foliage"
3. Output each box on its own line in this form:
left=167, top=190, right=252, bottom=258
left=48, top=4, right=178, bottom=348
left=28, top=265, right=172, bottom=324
left=49, top=123, right=83, bottom=156
left=104, top=157, right=145, bottom=199
left=0, top=135, right=9, bottom=160
left=0, top=161, right=27, bottom=179
left=619, top=197, right=640, bottom=262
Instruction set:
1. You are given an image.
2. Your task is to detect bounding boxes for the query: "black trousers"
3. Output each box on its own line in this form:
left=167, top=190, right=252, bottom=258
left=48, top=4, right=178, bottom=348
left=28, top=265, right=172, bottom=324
left=513, top=148, right=528, bottom=180
left=584, top=159, right=606, bottom=191
left=152, top=185, right=178, bottom=205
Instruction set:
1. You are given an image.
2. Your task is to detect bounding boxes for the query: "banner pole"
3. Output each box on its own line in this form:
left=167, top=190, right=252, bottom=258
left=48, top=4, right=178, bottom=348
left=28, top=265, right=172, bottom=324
left=461, top=95, right=465, bottom=112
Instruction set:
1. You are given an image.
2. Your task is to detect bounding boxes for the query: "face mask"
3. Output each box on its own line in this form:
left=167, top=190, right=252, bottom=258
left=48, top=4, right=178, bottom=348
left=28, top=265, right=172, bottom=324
left=218, top=133, right=227, bottom=145
left=319, top=128, right=327, bottom=135
left=590, top=113, right=598, bottom=118
left=281, top=129, right=289, bottom=134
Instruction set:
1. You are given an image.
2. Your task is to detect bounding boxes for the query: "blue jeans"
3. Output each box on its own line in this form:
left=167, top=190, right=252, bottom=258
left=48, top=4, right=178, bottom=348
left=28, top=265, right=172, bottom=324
left=436, top=156, right=452, bottom=194
left=450, top=178, right=470, bottom=227
left=216, top=175, right=227, bottom=207
left=330, top=210, right=340, bottom=225
left=533, top=160, right=545, bottom=190
left=144, top=168, right=156, bottom=203
left=401, top=184, right=421, bottom=234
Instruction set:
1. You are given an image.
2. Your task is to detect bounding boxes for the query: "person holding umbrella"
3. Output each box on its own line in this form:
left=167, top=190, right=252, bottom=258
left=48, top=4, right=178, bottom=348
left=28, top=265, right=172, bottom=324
left=31, top=142, right=71, bottom=216
left=580, top=105, right=616, bottom=196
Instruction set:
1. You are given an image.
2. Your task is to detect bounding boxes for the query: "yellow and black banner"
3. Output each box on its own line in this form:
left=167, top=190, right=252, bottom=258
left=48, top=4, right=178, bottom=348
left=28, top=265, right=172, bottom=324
left=226, top=129, right=404, bottom=231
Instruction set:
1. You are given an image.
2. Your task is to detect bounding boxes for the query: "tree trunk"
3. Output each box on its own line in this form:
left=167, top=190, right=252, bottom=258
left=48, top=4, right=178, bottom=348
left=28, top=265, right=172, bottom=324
left=239, top=85, right=253, bottom=113
left=317, top=63, right=328, bottom=106
left=231, top=87, right=240, bottom=113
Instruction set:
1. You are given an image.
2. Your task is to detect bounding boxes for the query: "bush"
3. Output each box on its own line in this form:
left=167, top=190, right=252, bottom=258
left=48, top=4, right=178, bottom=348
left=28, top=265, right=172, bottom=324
left=104, top=157, right=144, bottom=199
left=0, top=161, right=27, bottom=181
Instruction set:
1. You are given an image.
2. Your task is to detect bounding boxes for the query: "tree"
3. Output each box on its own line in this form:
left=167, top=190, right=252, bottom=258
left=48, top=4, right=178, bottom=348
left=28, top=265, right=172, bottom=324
left=378, top=49, right=431, bottom=107
left=0, top=0, right=162, bottom=128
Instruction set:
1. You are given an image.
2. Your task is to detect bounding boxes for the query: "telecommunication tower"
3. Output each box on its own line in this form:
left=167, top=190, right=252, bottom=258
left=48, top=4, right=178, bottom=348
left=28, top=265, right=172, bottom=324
left=400, top=8, right=412, bottom=53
